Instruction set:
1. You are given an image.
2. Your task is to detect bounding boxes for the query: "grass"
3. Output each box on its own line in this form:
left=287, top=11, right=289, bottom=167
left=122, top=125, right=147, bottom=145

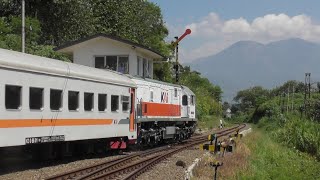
left=237, top=129, right=320, bottom=180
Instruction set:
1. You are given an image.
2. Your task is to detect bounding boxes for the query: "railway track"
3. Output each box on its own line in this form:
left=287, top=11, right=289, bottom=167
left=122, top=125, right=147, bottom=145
left=46, top=124, right=246, bottom=180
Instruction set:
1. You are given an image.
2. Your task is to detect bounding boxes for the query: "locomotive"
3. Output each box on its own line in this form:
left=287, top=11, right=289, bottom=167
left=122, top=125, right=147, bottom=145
left=0, top=48, right=196, bottom=158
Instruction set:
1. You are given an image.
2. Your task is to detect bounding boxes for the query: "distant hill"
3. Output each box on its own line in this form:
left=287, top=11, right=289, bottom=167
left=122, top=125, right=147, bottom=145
left=188, top=38, right=320, bottom=101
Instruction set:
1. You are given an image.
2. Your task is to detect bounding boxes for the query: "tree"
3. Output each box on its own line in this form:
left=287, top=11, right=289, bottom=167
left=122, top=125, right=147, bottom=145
left=0, top=0, right=170, bottom=56
left=234, top=86, right=270, bottom=111
left=271, top=80, right=304, bottom=96
left=0, top=16, right=69, bottom=61
left=153, top=62, right=174, bottom=83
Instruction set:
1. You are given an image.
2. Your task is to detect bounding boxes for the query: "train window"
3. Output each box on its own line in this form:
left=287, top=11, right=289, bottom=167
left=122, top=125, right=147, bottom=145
left=68, top=91, right=79, bottom=111
left=182, top=95, right=188, bottom=106
left=50, top=89, right=62, bottom=110
left=106, top=56, right=117, bottom=71
left=29, top=87, right=44, bottom=110
left=150, top=90, right=154, bottom=102
left=111, top=95, right=119, bottom=112
left=98, top=94, right=107, bottom=111
left=174, top=88, right=178, bottom=97
left=5, top=85, right=22, bottom=110
left=95, top=56, right=105, bottom=69
left=122, top=95, right=130, bottom=112
left=84, top=92, right=94, bottom=111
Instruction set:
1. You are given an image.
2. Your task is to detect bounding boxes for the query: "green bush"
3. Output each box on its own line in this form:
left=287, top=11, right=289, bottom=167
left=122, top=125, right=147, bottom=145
left=274, top=114, right=320, bottom=159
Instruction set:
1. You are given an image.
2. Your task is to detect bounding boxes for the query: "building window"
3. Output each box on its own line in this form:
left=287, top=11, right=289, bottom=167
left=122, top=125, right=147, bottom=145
left=182, top=95, right=188, bottom=106
left=174, top=88, right=178, bottom=97
left=5, top=85, right=22, bottom=110
left=106, top=56, right=117, bottom=71
left=84, top=92, right=94, bottom=111
left=143, top=58, right=148, bottom=77
left=118, top=56, right=129, bottom=74
left=29, top=87, right=43, bottom=110
left=95, top=56, right=129, bottom=74
left=137, top=57, right=142, bottom=76
left=148, top=60, right=153, bottom=77
left=122, top=95, right=130, bottom=112
left=50, top=89, right=62, bottom=110
left=111, top=95, right=119, bottom=112
left=68, top=91, right=79, bottom=111
left=95, top=56, right=105, bottom=68
left=98, top=94, right=107, bottom=111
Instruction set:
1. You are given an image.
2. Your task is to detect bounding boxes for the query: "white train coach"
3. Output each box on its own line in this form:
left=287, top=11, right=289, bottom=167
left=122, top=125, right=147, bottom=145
left=0, top=48, right=196, bottom=159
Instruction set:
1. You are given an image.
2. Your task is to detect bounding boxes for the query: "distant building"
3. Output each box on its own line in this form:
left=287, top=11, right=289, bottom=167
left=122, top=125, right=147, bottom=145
left=55, top=33, right=165, bottom=78
left=226, top=108, right=232, bottom=118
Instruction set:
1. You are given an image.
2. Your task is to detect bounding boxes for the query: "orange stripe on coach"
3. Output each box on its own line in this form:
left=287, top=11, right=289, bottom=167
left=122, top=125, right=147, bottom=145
left=142, top=102, right=181, bottom=116
left=0, top=119, right=113, bottom=128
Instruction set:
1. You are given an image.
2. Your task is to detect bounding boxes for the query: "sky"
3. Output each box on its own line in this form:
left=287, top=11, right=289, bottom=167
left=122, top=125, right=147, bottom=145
left=150, top=0, right=320, bottom=63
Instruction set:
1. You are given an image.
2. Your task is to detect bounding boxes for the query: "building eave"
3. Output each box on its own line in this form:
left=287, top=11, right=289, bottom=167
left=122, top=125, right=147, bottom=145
left=54, top=33, right=166, bottom=60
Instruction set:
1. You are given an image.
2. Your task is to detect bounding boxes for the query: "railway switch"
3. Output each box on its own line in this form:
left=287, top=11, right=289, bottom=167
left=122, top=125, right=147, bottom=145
left=200, top=134, right=217, bottom=152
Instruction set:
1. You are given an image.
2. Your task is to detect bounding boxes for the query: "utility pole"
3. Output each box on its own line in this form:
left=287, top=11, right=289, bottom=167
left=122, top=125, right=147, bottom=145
left=287, top=87, right=289, bottom=114
left=22, top=0, right=25, bottom=53
left=292, top=85, right=295, bottom=111
left=304, top=73, right=311, bottom=115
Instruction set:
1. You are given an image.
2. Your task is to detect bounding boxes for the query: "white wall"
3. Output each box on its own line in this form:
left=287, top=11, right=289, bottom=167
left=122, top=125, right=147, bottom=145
left=72, top=37, right=154, bottom=78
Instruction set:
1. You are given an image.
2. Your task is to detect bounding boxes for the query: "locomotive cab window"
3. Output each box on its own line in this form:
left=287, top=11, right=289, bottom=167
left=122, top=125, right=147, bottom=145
left=29, top=87, right=44, bottom=110
left=182, top=95, right=188, bottom=106
left=84, top=92, right=94, bottom=111
left=111, top=95, right=119, bottom=112
left=122, top=95, right=130, bottom=112
left=5, top=85, right=22, bottom=110
left=50, top=89, right=62, bottom=110
left=98, top=94, right=107, bottom=111
left=68, top=91, right=79, bottom=111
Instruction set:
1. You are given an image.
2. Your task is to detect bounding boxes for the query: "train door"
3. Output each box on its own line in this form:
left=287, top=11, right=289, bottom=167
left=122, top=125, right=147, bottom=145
left=189, top=95, right=196, bottom=118
left=130, top=88, right=135, bottom=132
left=181, top=93, right=189, bottom=117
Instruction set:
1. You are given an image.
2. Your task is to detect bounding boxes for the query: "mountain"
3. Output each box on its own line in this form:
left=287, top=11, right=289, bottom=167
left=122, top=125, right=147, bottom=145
left=189, top=38, right=320, bottom=101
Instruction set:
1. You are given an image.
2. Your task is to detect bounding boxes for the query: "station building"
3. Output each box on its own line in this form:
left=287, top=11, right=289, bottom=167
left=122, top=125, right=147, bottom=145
left=55, top=34, right=165, bottom=79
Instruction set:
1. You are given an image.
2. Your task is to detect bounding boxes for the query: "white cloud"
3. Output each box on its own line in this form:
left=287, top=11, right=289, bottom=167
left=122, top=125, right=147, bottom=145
left=169, top=13, right=320, bottom=63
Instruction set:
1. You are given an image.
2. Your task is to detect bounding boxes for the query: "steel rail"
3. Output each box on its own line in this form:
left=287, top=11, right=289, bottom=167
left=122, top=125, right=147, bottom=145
left=45, top=146, right=169, bottom=180
left=122, top=124, right=246, bottom=180
left=46, top=124, right=246, bottom=180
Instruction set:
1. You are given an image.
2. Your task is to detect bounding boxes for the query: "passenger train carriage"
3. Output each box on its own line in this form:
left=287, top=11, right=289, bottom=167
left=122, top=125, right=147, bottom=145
left=0, top=48, right=196, bottom=158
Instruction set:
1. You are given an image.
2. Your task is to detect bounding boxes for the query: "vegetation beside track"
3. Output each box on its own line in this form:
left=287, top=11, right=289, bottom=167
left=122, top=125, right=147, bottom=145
left=237, top=129, right=320, bottom=179
left=193, top=128, right=320, bottom=179
left=230, top=80, right=320, bottom=160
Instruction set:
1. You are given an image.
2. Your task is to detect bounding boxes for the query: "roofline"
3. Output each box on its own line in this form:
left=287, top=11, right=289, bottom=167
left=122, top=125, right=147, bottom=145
left=54, top=33, right=166, bottom=60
